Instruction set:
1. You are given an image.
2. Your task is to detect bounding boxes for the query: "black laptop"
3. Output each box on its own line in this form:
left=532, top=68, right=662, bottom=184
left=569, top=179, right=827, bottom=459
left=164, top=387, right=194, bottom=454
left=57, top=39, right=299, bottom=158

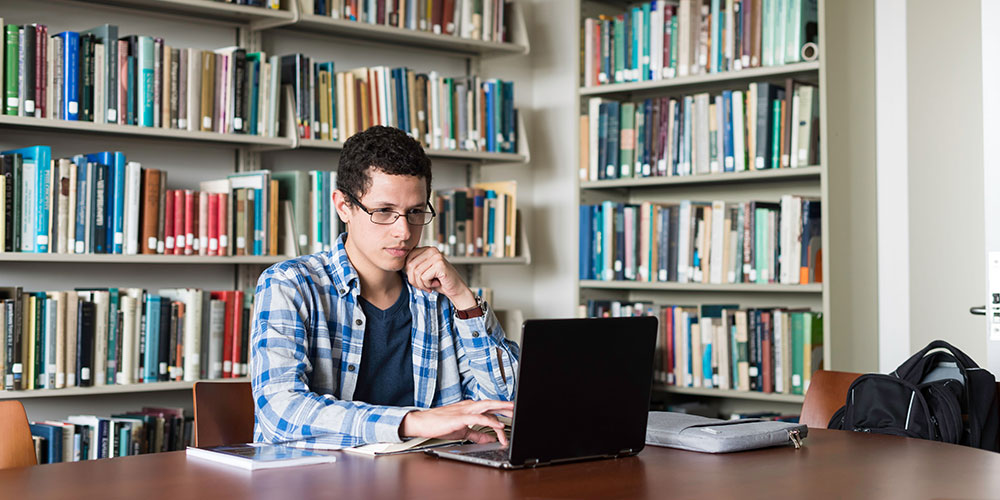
left=428, top=316, right=658, bottom=469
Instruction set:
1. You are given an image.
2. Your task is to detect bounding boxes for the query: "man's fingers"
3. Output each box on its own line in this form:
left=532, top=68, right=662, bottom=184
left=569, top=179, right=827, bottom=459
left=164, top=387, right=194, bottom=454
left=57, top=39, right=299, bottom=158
left=463, top=415, right=508, bottom=447
left=468, top=400, right=515, bottom=414
left=463, top=429, right=498, bottom=445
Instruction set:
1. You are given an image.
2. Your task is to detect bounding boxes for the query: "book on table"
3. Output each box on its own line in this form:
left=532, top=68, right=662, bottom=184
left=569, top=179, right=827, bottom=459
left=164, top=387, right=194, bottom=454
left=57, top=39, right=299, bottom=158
left=185, top=443, right=337, bottom=470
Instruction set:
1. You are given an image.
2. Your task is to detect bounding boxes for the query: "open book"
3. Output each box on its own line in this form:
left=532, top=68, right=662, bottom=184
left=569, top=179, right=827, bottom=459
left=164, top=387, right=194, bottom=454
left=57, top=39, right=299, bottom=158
left=291, top=416, right=512, bottom=457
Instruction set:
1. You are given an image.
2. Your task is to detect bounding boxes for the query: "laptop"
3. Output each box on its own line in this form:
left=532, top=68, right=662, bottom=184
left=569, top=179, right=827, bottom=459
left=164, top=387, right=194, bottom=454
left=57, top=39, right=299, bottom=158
left=428, top=316, right=658, bottom=469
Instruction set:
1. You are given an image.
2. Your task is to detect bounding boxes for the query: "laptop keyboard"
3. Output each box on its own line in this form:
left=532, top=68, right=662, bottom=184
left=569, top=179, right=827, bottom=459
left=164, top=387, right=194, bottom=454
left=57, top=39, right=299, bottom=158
left=459, top=448, right=510, bottom=462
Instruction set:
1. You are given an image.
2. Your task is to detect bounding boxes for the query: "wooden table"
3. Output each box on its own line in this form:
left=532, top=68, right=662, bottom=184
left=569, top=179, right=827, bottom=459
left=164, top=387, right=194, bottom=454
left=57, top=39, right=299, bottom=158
left=3, top=429, right=1000, bottom=499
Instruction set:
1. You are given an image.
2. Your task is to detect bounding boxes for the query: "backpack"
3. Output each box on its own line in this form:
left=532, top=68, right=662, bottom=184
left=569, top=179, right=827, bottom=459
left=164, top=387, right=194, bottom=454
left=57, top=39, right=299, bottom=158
left=828, top=340, right=1000, bottom=451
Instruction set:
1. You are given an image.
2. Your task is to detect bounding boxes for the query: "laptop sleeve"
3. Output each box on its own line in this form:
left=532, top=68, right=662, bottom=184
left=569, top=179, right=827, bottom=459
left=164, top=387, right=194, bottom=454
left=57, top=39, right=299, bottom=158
left=645, top=412, right=808, bottom=453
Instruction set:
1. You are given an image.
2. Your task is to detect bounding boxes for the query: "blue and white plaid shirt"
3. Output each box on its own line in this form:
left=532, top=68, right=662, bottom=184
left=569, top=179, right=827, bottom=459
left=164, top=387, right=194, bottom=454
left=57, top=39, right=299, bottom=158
left=250, top=233, right=520, bottom=449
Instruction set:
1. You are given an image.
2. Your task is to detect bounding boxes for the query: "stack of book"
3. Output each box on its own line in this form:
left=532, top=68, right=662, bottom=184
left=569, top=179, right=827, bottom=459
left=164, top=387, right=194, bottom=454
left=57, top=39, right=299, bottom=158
left=582, top=0, right=818, bottom=87
left=224, top=0, right=281, bottom=8
left=421, top=180, right=516, bottom=258
left=0, top=286, right=250, bottom=392
left=578, top=197, right=822, bottom=285
left=583, top=300, right=824, bottom=396
left=0, top=149, right=284, bottom=258
left=272, top=169, right=344, bottom=256
left=306, top=0, right=510, bottom=43
left=0, top=19, right=281, bottom=136
left=28, top=406, right=191, bottom=464
left=281, top=55, right=517, bottom=153
left=581, top=81, right=819, bottom=182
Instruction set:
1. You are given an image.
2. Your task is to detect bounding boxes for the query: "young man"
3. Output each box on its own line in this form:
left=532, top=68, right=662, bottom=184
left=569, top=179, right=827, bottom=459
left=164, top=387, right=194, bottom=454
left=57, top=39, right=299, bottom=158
left=251, top=126, right=519, bottom=449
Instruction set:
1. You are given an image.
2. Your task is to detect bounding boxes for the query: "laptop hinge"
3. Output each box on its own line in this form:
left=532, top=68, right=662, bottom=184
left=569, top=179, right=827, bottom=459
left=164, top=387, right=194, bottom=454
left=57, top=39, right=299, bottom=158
left=617, top=448, right=634, bottom=457
left=524, top=458, right=541, bottom=467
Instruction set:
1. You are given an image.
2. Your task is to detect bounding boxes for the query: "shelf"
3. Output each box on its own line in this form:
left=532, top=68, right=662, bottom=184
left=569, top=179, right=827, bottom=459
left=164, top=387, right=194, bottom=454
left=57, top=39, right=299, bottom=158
left=0, top=377, right=250, bottom=400
left=655, top=383, right=806, bottom=404
left=579, top=280, right=823, bottom=293
left=72, top=0, right=296, bottom=28
left=450, top=256, right=529, bottom=265
left=295, top=14, right=528, bottom=56
left=581, top=166, right=822, bottom=189
left=0, top=114, right=294, bottom=147
left=579, top=61, right=821, bottom=97
left=299, top=139, right=527, bottom=164
left=0, top=253, right=289, bottom=265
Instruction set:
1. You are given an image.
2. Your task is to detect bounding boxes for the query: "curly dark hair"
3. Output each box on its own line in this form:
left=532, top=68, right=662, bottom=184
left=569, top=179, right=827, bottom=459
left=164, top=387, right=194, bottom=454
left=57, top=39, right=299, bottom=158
left=336, top=125, right=432, bottom=201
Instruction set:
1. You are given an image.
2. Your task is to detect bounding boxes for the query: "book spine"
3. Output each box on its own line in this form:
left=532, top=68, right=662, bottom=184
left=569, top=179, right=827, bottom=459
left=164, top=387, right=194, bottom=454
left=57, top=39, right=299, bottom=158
left=62, top=33, right=79, bottom=121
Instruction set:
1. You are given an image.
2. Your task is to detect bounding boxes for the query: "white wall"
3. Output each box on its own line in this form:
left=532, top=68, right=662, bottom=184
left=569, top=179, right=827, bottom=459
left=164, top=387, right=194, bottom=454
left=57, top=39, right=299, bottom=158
left=905, top=0, right=987, bottom=363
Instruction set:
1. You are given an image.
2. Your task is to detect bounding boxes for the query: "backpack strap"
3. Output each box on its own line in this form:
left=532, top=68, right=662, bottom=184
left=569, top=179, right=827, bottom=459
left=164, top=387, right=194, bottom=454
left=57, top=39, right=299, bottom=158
left=893, top=340, right=980, bottom=379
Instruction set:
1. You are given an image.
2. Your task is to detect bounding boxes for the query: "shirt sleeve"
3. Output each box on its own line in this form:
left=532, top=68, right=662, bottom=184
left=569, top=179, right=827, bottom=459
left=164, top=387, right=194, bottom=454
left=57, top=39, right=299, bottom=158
left=250, top=266, right=416, bottom=449
left=446, top=299, right=520, bottom=401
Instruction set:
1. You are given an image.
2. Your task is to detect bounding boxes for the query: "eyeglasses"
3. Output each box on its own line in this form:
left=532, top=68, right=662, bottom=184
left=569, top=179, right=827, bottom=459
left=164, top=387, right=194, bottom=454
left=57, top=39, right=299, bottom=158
left=343, top=190, right=436, bottom=226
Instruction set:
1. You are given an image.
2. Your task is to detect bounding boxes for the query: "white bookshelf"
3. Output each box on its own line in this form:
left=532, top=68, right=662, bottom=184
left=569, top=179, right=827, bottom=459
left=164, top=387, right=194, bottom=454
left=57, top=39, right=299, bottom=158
left=0, top=378, right=250, bottom=400
left=575, top=0, right=828, bottom=414
left=0, top=254, right=290, bottom=264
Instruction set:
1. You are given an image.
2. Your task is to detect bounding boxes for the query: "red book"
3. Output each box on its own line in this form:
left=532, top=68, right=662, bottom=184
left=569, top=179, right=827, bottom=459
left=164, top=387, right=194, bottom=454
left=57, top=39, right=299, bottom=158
left=198, top=191, right=208, bottom=256
left=663, top=7, right=673, bottom=77
left=217, top=193, right=229, bottom=256
left=118, top=40, right=128, bottom=125
left=230, top=291, right=244, bottom=378
left=184, top=189, right=195, bottom=255
left=35, top=25, right=46, bottom=118
left=172, top=190, right=185, bottom=255
left=207, top=193, right=219, bottom=256
left=593, top=21, right=601, bottom=85
left=164, top=189, right=175, bottom=253
left=211, top=291, right=234, bottom=378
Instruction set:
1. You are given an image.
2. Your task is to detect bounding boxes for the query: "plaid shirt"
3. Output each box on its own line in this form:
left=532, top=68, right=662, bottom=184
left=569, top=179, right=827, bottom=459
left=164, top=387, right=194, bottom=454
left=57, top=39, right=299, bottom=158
left=250, top=233, right=520, bottom=449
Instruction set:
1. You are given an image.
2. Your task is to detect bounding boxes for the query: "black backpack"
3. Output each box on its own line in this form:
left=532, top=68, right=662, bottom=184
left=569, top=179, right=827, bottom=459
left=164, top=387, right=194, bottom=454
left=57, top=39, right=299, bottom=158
left=828, top=340, right=1000, bottom=451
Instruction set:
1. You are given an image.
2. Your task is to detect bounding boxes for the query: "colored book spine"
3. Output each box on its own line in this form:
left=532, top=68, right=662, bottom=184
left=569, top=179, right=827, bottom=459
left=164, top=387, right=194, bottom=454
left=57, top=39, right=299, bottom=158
left=56, top=32, right=80, bottom=120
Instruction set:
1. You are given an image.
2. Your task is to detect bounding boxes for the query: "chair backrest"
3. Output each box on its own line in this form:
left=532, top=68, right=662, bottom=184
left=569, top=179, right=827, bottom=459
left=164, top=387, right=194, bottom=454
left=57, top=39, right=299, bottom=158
left=192, top=381, right=254, bottom=448
left=0, top=401, right=37, bottom=469
left=800, top=370, right=862, bottom=428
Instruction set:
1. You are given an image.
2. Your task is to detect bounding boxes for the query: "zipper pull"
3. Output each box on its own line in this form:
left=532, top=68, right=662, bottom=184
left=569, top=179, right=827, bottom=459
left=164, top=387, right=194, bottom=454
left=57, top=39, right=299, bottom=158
left=788, top=429, right=803, bottom=449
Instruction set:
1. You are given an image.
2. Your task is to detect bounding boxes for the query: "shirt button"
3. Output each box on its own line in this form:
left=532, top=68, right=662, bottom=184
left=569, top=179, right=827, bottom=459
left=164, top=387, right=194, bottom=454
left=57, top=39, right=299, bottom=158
left=338, top=289, right=345, bottom=294
left=472, top=331, right=480, bottom=338
left=348, top=365, right=355, bottom=372
left=355, top=319, right=363, bottom=326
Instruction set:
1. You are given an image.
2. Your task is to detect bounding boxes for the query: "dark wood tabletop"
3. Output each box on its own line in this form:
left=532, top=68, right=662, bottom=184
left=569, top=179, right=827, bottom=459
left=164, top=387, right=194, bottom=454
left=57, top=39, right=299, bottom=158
left=3, top=428, right=1000, bottom=500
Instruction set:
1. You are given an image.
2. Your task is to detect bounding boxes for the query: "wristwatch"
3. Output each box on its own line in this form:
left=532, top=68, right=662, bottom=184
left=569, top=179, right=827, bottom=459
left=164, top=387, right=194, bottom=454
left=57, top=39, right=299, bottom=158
left=455, top=295, right=486, bottom=319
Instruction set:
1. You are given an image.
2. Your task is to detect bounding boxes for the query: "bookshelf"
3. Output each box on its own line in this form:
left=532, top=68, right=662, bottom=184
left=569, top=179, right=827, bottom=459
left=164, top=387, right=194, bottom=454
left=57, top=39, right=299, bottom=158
left=1, top=0, right=532, bottom=428
left=576, top=0, right=829, bottom=416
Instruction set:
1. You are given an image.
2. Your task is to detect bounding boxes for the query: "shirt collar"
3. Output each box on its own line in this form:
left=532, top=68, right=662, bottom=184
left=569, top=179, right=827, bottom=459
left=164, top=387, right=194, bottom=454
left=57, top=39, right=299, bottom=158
left=331, top=233, right=358, bottom=298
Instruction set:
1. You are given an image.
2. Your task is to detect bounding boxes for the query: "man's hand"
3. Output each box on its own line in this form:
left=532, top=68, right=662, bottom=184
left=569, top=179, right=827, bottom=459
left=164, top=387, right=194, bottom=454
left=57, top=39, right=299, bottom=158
left=400, top=400, right=514, bottom=447
left=404, top=246, right=477, bottom=310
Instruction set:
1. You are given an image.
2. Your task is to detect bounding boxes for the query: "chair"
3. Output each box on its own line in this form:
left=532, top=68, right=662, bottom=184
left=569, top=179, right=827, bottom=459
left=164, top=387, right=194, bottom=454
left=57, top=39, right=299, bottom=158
left=0, top=401, right=37, bottom=469
left=799, top=370, right=862, bottom=428
left=192, top=381, right=254, bottom=448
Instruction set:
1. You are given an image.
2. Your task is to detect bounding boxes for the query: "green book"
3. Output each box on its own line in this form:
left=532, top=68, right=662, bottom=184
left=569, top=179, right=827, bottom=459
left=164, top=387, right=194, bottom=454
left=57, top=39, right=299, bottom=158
left=669, top=15, right=678, bottom=75
left=771, top=98, right=782, bottom=169
left=791, top=312, right=805, bottom=395
left=786, top=0, right=818, bottom=64
left=642, top=2, right=651, bottom=79
left=271, top=171, right=309, bottom=256
left=614, top=16, right=625, bottom=83
left=619, top=102, right=635, bottom=177
left=774, top=0, right=787, bottom=65
left=106, top=289, right=119, bottom=385
left=4, top=25, right=18, bottom=116
left=762, top=0, right=774, bottom=66
left=755, top=208, right=767, bottom=284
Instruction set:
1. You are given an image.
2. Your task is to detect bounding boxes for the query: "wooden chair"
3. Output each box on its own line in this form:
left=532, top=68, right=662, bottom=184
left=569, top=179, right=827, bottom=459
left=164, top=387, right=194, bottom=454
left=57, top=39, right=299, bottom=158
left=799, top=370, right=862, bottom=428
left=192, top=382, right=254, bottom=448
left=0, top=401, right=37, bottom=469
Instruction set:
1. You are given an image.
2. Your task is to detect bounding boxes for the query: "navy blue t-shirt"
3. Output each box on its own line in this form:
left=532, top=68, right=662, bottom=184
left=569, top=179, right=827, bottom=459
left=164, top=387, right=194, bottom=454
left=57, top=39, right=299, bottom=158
left=353, top=285, right=415, bottom=407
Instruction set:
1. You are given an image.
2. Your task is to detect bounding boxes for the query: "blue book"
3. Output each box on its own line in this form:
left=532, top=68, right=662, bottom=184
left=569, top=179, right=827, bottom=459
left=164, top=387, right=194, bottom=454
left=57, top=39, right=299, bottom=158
left=631, top=7, right=641, bottom=79
left=137, top=36, right=154, bottom=127
left=642, top=3, right=651, bottom=80
left=503, top=81, right=515, bottom=153
left=485, top=82, right=496, bottom=152
left=85, top=153, right=126, bottom=255
left=316, top=172, right=326, bottom=251
left=29, top=423, right=63, bottom=464
left=254, top=188, right=263, bottom=255
left=722, top=91, right=735, bottom=172
left=592, top=205, right=603, bottom=280
left=606, top=101, right=620, bottom=179
left=579, top=205, right=592, bottom=280
left=3, top=146, right=51, bottom=252
left=90, top=163, right=108, bottom=254
left=247, top=54, right=261, bottom=135
left=71, top=156, right=88, bottom=253
left=485, top=191, right=496, bottom=257
left=597, top=102, right=608, bottom=179
left=55, top=32, right=80, bottom=120
left=143, top=295, right=160, bottom=383
left=711, top=0, right=721, bottom=72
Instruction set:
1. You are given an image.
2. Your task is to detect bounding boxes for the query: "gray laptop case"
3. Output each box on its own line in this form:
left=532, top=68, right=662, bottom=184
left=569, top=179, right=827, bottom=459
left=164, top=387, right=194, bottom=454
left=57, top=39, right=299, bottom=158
left=645, top=412, right=808, bottom=453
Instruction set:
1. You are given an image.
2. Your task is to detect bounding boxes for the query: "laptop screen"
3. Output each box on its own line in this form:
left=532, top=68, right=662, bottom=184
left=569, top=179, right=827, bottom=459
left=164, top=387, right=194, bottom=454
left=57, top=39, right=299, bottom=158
left=507, top=316, right=658, bottom=465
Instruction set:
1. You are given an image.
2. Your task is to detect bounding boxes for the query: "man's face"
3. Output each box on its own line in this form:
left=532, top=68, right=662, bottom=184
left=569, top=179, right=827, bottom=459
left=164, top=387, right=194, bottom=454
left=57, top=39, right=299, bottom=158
left=337, top=168, right=428, bottom=273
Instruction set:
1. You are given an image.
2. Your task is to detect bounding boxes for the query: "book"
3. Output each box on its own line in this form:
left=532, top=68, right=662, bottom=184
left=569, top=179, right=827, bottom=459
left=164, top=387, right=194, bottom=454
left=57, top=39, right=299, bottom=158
left=186, top=444, right=337, bottom=470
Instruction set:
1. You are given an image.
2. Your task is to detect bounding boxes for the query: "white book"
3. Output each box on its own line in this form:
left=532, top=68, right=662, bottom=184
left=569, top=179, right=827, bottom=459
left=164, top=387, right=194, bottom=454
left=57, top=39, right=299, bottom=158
left=714, top=94, right=725, bottom=173
left=124, top=162, right=142, bottom=255
left=118, top=295, right=137, bottom=384
left=21, top=159, right=35, bottom=252
left=186, top=48, right=202, bottom=132
left=709, top=200, right=726, bottom=284
left=269, top=55, right=281, bottom=138
left=56, top=160, right=70, bottom=254
left=335, top=72, right=347, bottom=142
left=64, top=292, right=78, bottom=387
left=66, top=162, right=77, bottom=254
left=732, top=90, right=746, bottom=172
left=92, top=291, right=109, bottom=386
left=584, top=18, right=594, bottom=87
left=208, top=299, right=225, bottom=379
left=428, top=72, right=440, bottom=149
left=46, top=37, right=53, bottom=118
left=651, top=4, right=662, bottom=80
left=789, top=90, right=801, bottom=168
left=677, top=200, right=691, bottom=283
left=797, top=85, right=816, bottom=167
left=694, top=94, right=710, bottom=174
left=43, top=297, right=56, bottom=389
left=717, top=312, right=731, bottom=390
left=198, top=191, right=209, bottom=256
left=587, top=98, right=603, bottom=181
left=95, top=43, right=105, bottom=124
left=186, top=444, right=337, bottom=471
